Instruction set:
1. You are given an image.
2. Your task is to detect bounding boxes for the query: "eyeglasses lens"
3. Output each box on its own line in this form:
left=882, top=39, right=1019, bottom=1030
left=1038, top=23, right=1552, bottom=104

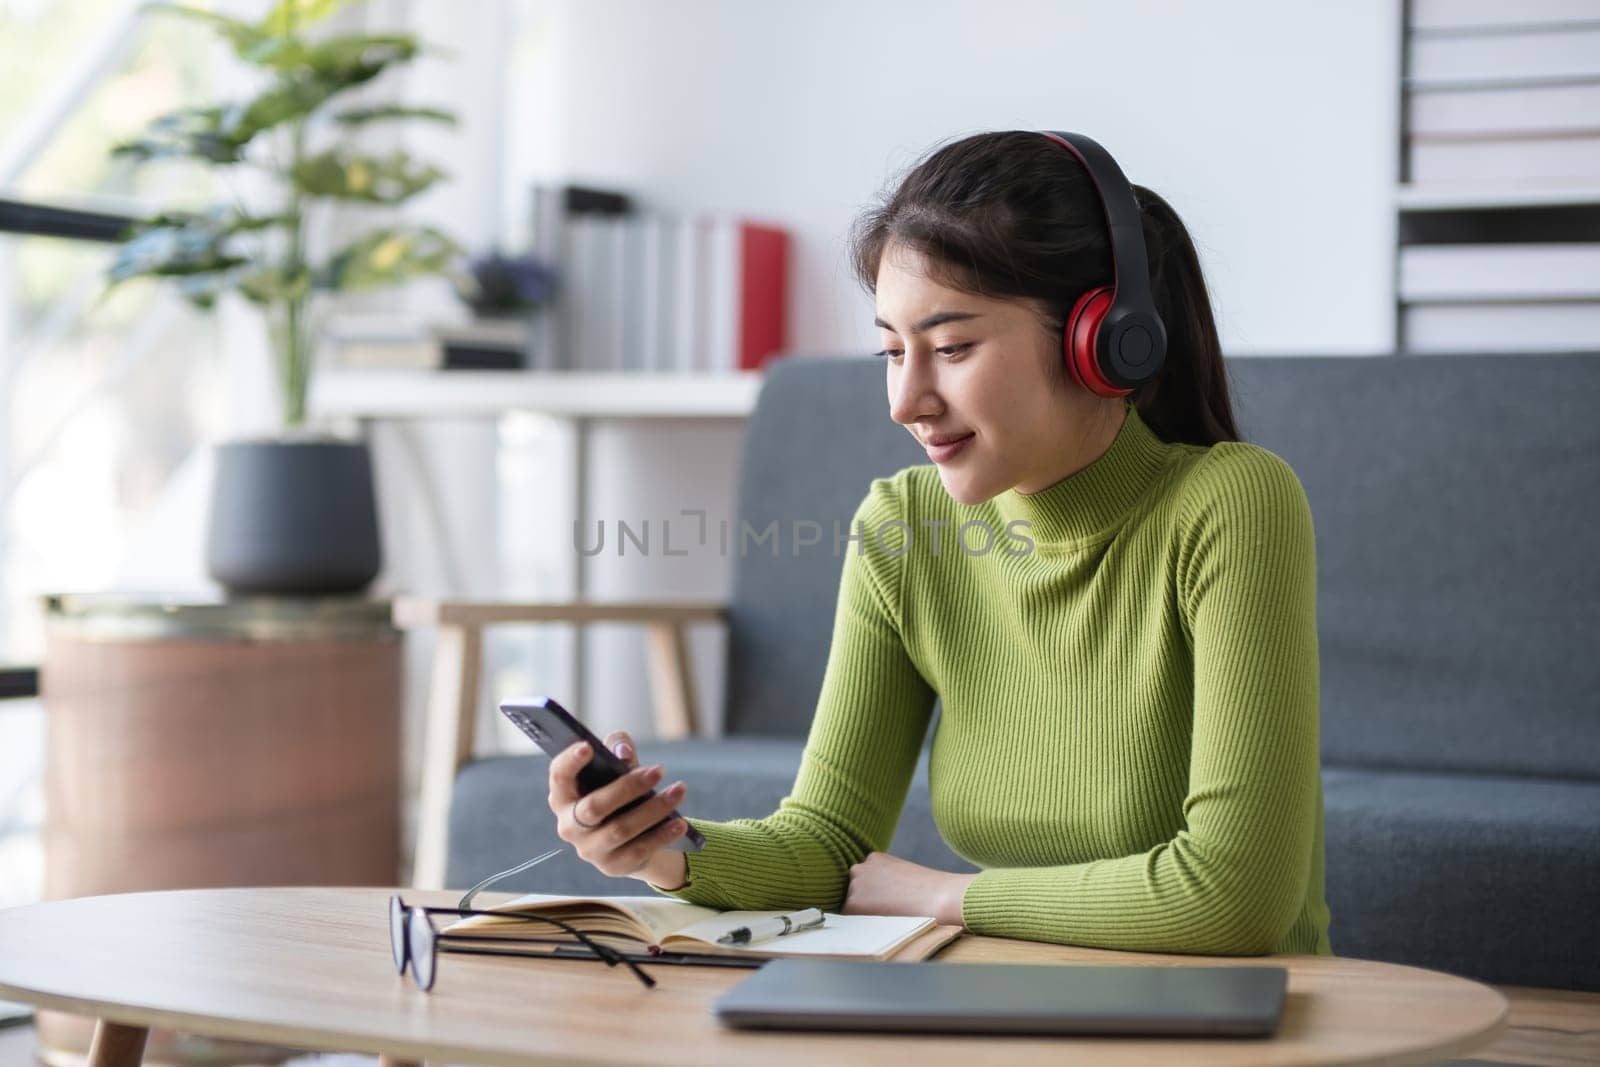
left=388, top=896, right=409, bottom=974
left=408, top=908, right=438, bottom=992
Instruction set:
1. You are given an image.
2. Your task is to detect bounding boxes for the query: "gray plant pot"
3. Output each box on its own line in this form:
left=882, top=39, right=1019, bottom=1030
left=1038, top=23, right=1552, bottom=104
left=206, top=436, right=382, bottom=596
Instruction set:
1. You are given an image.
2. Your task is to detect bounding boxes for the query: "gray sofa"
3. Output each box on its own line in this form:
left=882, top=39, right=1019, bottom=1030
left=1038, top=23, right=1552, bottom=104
left=449, top=352, right=1600, bottom=992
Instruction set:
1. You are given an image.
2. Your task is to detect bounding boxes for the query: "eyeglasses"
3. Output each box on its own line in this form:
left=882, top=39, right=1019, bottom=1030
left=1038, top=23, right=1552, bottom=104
left=391, top=845, right=656, bottom=992
left=390, top=895, right=657, bottom=991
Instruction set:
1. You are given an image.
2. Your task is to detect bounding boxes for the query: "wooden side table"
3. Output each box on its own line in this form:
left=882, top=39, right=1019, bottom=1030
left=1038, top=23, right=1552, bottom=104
left=37, top=594, right=403, bottom=1066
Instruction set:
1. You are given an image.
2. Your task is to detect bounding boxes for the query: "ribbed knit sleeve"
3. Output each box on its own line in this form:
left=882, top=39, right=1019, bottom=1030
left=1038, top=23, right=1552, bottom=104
left=646, top=474, right=937, bottom=909
left=959, top=447, right=1323, bottom=955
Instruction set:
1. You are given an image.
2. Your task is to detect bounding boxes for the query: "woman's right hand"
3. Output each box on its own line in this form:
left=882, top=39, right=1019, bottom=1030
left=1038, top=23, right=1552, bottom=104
left=547, top=729, right=690, bottom=879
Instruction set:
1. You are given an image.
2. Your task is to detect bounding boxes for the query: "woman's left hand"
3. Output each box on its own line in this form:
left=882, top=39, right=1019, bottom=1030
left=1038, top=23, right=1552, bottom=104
left=842, top=852, right=978, bottom=927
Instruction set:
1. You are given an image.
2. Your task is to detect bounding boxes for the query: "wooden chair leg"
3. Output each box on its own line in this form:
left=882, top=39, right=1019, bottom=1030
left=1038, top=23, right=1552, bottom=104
left=645, top=620, right=699, bottom=739
left=87, top=1020, right=147, bottom=1067
left=411, top=623, right=482, bottom=890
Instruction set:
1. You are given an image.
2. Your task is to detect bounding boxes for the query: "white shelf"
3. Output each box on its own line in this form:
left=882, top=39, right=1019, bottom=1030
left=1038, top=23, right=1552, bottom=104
left=310, top=369, right=764, bottom=420
left=1395, top=181, right=1600, bottom=210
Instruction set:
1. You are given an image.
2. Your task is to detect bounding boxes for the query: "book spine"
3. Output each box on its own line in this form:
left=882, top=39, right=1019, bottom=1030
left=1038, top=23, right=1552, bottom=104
left=670, top=215, right=703, bottom=373
left=329, top=339, right=441, bottom=369
left=690, top=215, right=715, bottom=373
left=530, top=183, right=567, bottom=371
left=1400, top=243, right=1600, bottom=301
left=1410, top=136, right=1600, bottom=183
left=636, top=217, right=665, bottom=372
left=705, top=215, right=740, bottom=374
left=738, top=221, right=789, bottom=371
left=1408, top=83, right=1600, bottom=138
left=568, top=216, right=598, bottom=372
left=1408, top=26, right=1600, bottom=83
left=1402, top=301, right=1600, bottom=351
left=1410, top=0, right=1600, bottom=31
left=602, top=216, right=627, bottom=372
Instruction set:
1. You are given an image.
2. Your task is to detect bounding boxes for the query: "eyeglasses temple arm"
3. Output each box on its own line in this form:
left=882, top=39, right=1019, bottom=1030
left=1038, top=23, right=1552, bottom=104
left=456, top=847, right=565, bottom=913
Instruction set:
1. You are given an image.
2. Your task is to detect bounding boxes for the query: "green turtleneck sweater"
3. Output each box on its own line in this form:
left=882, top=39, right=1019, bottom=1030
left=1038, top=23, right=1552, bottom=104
left=647, top=399, right=1331, bottom=957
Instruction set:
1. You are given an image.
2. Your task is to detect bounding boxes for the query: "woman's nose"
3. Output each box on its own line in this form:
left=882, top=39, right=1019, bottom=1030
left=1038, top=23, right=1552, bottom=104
left=889, top=359, right=942, bottom=425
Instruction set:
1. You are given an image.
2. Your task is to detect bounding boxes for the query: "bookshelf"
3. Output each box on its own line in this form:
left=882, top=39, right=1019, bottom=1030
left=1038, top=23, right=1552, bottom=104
left=1395, top=1, right=1600, bottom=351
left=310, top=368, right=763, bottom=421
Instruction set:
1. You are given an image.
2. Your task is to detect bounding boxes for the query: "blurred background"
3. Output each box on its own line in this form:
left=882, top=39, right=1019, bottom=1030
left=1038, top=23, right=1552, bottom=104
left=1, top=0, right=1595, bottom=939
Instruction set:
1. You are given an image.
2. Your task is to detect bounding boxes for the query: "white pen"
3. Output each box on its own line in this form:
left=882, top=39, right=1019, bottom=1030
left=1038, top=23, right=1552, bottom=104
left=716, top=907, right=827, bottom=945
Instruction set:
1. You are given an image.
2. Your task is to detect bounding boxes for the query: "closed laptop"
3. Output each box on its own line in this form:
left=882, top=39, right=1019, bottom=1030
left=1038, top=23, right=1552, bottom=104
left=714, top=959, right=1289, bottom=1037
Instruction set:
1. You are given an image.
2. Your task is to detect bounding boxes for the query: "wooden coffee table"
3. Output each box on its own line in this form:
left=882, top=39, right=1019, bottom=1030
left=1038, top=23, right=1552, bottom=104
left=0, top=887, right=1506, bottom=1066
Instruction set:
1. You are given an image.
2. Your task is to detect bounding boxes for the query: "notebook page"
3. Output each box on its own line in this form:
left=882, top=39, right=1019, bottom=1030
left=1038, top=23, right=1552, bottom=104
left=486, top=893, right=722, bottom=944
left=666, top=911, right=934, bottom=957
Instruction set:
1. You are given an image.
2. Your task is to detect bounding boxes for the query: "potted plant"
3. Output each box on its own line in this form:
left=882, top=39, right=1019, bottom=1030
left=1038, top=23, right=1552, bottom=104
left=106, top=0, right=461, bottom=595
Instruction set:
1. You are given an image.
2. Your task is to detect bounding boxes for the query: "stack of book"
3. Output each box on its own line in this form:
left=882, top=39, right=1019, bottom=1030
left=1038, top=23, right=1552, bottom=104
left=1405, top=6, right=1600, bottom=184
left=325, top=184, right=792, bottom=374
left=323, top=316, right=532, bottom=371
left=1399, top=2, right=1600, bottom=351
left=1399, top=244, right=1600, bottom=351
left=530, top=183, right=790, bottom=374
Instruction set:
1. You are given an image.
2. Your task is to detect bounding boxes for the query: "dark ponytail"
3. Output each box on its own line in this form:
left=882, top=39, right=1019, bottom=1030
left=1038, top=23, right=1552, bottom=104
left=849, top=131, right=1239, bottom=447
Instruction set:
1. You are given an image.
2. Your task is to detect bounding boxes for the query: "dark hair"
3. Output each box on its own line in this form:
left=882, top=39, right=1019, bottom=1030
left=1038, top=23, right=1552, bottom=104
left=849, top=130, right=1239, bottom=446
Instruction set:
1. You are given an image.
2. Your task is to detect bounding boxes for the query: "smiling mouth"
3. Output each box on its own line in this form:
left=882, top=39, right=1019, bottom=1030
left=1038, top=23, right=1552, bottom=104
left=923, top=433, right=975, bottom=463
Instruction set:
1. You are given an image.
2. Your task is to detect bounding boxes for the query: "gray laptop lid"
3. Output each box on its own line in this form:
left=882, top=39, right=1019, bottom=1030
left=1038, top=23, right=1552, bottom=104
left=714, top=959, right=1288, bottom=1037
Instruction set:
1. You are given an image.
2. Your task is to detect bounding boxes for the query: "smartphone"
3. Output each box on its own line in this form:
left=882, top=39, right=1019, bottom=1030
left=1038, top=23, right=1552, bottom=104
left=500, top=696, right=705, bottom=852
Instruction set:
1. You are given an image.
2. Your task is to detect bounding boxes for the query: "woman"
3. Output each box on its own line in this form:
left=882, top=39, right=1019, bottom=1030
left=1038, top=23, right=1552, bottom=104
left=546, top=129, right=1331, bottom=956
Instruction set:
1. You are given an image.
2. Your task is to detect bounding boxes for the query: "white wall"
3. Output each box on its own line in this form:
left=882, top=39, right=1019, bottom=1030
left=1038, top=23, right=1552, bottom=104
left=521, top=0, right=1403, bottom=356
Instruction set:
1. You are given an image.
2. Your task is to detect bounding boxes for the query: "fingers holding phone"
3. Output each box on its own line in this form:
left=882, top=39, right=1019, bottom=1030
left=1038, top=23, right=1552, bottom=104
left=602, top=730, right=639, bottom=772
left=547, top=738, right=691, bottom=878
left=508, top=697, right=703, bottom=873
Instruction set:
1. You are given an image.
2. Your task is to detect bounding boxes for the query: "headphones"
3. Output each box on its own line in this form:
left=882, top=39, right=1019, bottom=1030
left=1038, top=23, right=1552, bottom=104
left=1037, top=131, right=1167, bottom=398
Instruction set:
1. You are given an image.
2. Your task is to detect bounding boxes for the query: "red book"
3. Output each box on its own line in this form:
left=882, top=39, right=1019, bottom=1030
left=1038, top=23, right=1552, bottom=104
left=706, top=218, right=790, bottom=372
left=737, top=222, right=789, bottom=371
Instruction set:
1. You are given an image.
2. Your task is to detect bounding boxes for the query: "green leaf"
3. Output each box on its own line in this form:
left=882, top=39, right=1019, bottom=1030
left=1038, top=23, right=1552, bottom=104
left=258, top=0, right=355, bottom=36
left=238, top=264, right=313, bottom=306
left=105, top=208, right=292, bottom=301
left=300, top=33, right=418, bottom=83
left=291, top=150, right=445, bottom=203
left=319, top=226, right=463, bottom=291
left=227, top=79, right=330, bottom=135
left=112, top=105, right=251, bottom=165
left=239, top=31, right=420, bottom=79
left=333, top=104, right=456, bottom=127
left=107, top=220, right=248, bottom=286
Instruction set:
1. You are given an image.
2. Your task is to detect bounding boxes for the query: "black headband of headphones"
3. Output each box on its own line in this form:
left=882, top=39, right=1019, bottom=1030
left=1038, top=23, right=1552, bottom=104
left=1037, top=130, right=1167, bottom=381
left=1037, top=130, right=1155, bottom=313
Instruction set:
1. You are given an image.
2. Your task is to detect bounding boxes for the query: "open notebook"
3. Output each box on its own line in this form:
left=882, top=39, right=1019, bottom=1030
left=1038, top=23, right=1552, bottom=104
left=444, top=893, right=965, bottom=962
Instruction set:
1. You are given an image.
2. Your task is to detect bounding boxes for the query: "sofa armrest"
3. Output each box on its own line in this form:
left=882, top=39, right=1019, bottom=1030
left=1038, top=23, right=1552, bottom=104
left=392, top=596, right=726, bottom=889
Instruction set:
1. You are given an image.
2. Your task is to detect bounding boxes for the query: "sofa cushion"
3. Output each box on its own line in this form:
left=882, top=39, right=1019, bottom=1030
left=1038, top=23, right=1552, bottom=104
left=1323, top=766, right=1600, bottom=990
left=447, top=740, right=977, bottom=899
left=724, top=356, right=928, bottom=738
left=1227, top=353, right=1600, bottom=780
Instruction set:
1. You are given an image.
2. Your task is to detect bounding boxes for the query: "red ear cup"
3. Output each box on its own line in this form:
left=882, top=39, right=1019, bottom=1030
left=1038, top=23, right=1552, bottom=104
left=1064, top=287, right=1132, bottom=398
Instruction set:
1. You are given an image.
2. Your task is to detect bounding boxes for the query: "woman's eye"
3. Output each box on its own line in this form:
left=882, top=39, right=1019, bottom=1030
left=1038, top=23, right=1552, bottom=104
left=873, top=344, right=969, bottom=360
